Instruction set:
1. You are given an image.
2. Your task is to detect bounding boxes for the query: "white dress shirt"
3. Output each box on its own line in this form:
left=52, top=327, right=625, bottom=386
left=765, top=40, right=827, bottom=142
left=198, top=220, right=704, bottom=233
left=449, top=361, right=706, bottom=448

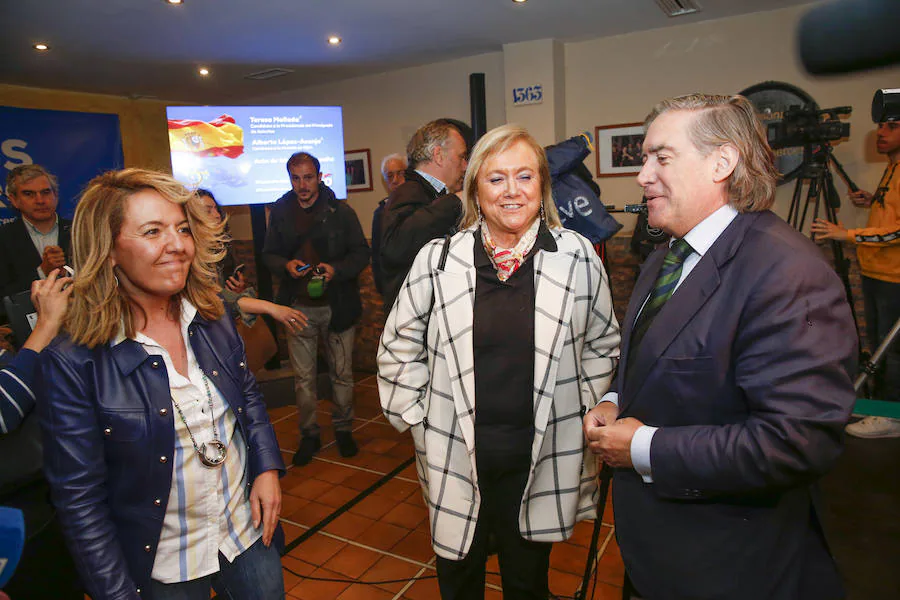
left=22, top=215, right=59, bottom=280
left=601, top=204, right=738, bottom=483
left=415, top=169, right=448, bottom=196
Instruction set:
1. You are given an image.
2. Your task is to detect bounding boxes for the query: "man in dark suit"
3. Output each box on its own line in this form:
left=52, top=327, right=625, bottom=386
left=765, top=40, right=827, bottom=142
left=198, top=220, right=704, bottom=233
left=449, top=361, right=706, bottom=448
left=584, top=94, right=857, bottom=600
left=0, top=165, right=72, bottom=300
left=379, top=119, right=469, bottom=311
left=371, top=152, right=407, bottom=297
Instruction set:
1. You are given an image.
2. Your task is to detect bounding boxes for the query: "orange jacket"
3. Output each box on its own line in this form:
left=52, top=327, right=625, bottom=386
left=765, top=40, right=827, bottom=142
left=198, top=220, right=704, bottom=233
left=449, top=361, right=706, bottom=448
left=847, top=163, right=900, bottom=283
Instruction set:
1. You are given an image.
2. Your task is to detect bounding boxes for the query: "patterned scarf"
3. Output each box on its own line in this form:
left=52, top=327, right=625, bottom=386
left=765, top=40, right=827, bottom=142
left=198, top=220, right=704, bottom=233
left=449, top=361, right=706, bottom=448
left=480, top=218, right=541, bottom=281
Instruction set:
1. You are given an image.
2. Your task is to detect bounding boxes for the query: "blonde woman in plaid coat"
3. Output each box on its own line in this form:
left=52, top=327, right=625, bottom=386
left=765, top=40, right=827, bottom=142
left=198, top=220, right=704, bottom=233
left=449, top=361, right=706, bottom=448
left=378, top=125, right=620, bottom=599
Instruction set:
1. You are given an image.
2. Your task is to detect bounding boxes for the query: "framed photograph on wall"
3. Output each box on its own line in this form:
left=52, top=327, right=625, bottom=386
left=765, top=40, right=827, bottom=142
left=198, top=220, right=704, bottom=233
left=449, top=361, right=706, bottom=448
left=594, top=122, right=645, bottom=177
left=344, top=148, right=373, bottom=193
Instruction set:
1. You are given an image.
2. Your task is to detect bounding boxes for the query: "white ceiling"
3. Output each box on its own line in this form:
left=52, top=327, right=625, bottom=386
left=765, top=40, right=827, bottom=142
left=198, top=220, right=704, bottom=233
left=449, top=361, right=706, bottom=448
left=1, top=0, right=814, bottom=103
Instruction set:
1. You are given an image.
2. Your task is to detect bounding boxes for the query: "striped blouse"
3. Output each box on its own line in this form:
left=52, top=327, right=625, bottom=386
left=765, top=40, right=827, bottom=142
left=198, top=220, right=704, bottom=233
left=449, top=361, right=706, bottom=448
left=0, top=347, right=37, bottom=434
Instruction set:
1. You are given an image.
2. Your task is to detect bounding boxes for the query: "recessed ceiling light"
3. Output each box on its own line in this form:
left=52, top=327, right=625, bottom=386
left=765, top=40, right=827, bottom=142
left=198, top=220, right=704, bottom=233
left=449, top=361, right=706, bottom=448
left=165, top=0, right=184, bottom=5
left=328, top=36, right=341, bottom=45
left=512, top=0, right=527, bottom=3
left=33, top=43, right=50, bottom=51
left=198, top=67, right=210, bottom=76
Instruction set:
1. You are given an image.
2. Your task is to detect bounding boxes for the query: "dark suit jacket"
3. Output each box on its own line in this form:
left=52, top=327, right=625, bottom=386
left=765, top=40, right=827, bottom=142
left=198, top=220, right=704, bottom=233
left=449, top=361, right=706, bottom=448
left=613, top=210, right=857, bottom=600
left=379, top=169, right=462, bottom=311
left=0, top=216, right=72, bottom=299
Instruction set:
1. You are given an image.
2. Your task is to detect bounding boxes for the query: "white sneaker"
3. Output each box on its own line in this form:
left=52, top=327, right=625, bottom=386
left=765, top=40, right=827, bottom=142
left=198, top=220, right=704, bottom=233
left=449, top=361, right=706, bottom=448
left=845, top=416, right=900, bottom=439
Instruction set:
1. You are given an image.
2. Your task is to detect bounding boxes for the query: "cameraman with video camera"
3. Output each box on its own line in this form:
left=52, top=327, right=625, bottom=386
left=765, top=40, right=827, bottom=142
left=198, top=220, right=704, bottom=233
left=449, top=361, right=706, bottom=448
left=812, top=90, right=900, bottom=438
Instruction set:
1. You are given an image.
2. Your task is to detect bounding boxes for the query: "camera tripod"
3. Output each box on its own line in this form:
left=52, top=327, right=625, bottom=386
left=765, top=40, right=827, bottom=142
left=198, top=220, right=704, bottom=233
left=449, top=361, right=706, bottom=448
left=856, top=316, right=900, bottom=395
left=786, top=142, right=862, bottom=339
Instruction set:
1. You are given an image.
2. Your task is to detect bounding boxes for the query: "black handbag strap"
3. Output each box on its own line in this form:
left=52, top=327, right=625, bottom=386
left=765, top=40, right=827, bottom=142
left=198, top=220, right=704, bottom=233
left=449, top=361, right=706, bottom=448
left=437, top=234, right=451, bottom=270
left=427, top=234, right=452, bottom=316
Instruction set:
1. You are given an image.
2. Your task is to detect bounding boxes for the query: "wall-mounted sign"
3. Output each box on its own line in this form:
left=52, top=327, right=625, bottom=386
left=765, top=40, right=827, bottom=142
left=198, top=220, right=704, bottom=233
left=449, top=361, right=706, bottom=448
left=512, top=85, right=543, bottom=106
left=0, top=107, right=123, bottom=223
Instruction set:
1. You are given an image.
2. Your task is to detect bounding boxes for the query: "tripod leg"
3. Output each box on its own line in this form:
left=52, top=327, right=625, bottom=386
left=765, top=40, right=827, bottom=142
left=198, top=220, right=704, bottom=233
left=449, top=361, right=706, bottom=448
left=855, top=317, right=900, bottom=393
left=799, top=176, right=819, bottom=233
left=822, top=173, right=863, bottom=346
left=789, top=177, right=804, bottom=229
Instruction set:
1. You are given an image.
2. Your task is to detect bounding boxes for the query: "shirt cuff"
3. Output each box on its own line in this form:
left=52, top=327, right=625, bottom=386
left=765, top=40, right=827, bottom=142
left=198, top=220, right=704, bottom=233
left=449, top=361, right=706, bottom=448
left=631, top=425, right=658, bottom=483
left=599, top=391, right=618, bottom=407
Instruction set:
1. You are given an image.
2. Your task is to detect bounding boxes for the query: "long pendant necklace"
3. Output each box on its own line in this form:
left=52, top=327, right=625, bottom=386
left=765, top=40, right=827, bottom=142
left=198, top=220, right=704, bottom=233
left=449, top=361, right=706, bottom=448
left=170, top=372, right=227, bottom=468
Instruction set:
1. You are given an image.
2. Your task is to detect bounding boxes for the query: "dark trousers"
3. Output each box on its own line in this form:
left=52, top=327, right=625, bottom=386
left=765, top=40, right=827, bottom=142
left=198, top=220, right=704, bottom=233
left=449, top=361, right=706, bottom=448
left=862, top=276, right=900, bottom=401
left=1, top=479, right=83, bottom=600
left=435, top=464, right=552, bottom=600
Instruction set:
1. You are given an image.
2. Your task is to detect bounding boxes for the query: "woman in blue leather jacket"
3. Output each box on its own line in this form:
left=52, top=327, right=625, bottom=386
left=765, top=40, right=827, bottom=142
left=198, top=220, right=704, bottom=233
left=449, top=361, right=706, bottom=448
left=35, top=169, right=286, bottom=600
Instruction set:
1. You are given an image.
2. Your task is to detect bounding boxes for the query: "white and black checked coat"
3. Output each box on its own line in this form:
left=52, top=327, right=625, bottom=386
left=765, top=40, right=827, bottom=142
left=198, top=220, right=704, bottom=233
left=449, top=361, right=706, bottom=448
left=378, top=225, right=620, bottom=560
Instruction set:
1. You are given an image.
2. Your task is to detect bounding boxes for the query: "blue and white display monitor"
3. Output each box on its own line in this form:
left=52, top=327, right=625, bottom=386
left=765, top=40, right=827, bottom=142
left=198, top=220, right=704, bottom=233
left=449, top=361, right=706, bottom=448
left=166, top=105, right=345, bottom=205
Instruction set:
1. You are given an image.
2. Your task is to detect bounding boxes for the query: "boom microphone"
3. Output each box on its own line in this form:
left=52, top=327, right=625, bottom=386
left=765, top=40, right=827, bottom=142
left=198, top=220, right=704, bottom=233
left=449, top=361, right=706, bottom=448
left=0, top=507, right=25, bottom=588
left=798, top=0, right=900, bottom=75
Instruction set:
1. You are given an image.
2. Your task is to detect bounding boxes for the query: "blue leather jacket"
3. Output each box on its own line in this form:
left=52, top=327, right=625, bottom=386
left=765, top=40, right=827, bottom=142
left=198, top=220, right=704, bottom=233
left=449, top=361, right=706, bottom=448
left=35, top=313, right=285, bottom=600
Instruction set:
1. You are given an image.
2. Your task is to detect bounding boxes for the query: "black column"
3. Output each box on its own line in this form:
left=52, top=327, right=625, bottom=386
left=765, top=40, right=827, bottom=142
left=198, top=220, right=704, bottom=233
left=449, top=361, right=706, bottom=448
left=469, top=73, right=487, bottom=144
left=249, top=204, right=281, bottom=368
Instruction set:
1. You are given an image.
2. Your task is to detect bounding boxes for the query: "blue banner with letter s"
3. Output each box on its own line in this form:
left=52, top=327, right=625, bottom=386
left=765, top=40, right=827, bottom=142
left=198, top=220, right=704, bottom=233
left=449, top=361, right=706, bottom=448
left=0, top=106, right=124, bottom=223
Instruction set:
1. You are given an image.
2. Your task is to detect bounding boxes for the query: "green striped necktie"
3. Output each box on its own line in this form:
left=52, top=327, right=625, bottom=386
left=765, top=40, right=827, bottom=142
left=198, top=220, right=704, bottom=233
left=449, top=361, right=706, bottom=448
left=627, top=238, right=694, bottom=373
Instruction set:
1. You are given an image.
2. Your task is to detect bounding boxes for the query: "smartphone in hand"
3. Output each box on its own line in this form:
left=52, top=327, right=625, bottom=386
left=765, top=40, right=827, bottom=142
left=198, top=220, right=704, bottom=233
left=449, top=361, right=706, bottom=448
left=232, top=264, right=246, bottom=279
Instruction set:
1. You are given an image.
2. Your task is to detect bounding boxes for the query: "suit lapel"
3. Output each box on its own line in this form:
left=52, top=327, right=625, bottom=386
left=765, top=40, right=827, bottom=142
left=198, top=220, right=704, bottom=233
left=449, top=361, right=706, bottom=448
left=622, top=259, right=721, bottom=407
left=530, top=241, right=575, bottom=461
left=433, top=235, right=477, bottom=453
left=620, top=213, right=756, bottom=410
left=618, top=247, right=665, bottom=384
left=12, top=218, right=42, bottom=268
left=59, top=219, right=72, bottom=260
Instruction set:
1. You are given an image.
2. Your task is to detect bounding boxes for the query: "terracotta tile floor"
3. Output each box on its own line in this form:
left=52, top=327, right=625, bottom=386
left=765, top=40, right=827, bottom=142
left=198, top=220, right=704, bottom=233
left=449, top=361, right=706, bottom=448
left=268, top=373, right=625, bottom=599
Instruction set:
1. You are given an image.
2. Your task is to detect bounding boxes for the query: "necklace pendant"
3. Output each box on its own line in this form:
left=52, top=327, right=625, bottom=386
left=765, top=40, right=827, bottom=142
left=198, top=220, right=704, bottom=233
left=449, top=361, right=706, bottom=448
left=199, top=439, right=227, bottom=468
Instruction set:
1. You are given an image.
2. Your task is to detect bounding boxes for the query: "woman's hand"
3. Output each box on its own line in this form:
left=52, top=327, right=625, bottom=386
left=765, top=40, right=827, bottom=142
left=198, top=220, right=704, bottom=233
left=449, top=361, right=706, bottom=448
left=249, top=469, right=281, bottom=547
left=24, top=270, right=73, bottom=353
left=225, top=271, right=247, bottom=294
left=31, top=270, right=73, bottom=323
left=268, top=303, right=308, bottom=335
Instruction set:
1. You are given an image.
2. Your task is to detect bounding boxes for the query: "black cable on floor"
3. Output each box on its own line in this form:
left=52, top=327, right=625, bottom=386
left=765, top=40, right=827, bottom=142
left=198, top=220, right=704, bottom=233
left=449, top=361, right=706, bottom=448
left=213, top=454, right=612, bottom=598
left=283, top=564, right=440, bottom=584
left=210, top=455, right=415, bottom=599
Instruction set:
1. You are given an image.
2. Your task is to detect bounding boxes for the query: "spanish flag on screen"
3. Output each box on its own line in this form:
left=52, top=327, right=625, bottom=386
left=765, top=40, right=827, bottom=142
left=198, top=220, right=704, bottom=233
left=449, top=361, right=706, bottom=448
left=167, top=114, right=245, bottom=158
